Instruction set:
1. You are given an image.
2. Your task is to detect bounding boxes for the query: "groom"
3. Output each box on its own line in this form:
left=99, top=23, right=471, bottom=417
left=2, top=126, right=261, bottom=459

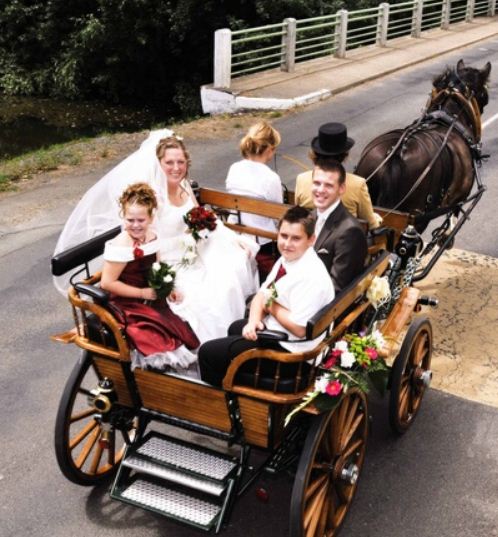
left=198, top=205, right=334, bottom=388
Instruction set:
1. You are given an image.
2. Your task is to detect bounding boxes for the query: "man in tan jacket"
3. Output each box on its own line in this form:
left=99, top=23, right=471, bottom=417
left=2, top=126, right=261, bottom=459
left=295, top=122, right=382, bottom=229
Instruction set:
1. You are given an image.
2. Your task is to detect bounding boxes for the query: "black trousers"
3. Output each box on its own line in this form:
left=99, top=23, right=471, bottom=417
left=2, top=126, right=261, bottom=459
left=198, top=319, right=289, bottom=387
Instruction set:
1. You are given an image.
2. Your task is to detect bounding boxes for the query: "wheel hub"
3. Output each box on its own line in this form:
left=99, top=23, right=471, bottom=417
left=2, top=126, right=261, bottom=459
left=340, top=464, right=359, bottom=485
left=414, top=368, right=432, bottom=388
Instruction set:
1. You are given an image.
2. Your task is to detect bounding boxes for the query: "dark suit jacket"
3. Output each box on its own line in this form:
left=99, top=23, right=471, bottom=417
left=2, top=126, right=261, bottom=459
left=314, top=202, right=368, bottom=293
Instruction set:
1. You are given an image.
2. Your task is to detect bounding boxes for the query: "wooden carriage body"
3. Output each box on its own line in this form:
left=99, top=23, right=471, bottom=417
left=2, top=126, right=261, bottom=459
left=52, top=188, right=434, bottom=536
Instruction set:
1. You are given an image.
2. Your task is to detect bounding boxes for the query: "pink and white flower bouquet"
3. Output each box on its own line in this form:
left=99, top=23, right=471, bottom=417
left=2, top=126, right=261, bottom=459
left=285, top=330, right=389, bottom=425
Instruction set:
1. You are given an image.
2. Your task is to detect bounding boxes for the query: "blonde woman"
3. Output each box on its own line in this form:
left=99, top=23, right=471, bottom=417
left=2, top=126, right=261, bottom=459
left=225, top=121, right=283, bottom=247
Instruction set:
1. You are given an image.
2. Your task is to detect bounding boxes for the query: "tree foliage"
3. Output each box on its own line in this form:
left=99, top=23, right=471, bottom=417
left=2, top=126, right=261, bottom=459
left=0, top=1, right=397, bottom=118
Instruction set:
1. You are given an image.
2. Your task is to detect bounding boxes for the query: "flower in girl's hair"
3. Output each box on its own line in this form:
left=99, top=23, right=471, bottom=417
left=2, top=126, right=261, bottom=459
left=148, top=262, right=176, bottom=300
left=183, top=205, right=217, bottom=242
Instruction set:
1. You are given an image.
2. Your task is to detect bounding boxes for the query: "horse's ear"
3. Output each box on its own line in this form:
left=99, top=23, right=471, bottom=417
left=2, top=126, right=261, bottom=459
left=456, top=59, right=465, bottom=74
left=480, top=62, right=491, bottom=82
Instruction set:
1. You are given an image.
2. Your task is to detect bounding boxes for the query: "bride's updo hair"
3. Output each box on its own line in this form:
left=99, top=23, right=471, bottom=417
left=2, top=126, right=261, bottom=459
left=239, top=121, right=281, bottom=158
left=156, top=135, right=191, bottom=175
left=119, top=182, right=158, bottom=217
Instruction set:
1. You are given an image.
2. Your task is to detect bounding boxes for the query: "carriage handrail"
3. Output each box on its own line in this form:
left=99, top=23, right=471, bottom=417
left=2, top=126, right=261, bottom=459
left=51, top=226, right=120, bottom=276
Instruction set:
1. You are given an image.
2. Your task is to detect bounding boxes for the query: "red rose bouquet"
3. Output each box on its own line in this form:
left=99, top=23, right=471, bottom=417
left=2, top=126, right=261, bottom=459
left=183, top=205, right=217, bottom=241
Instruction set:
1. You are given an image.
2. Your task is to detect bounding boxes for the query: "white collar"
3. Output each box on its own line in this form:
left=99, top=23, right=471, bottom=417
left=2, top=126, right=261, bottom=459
left=317, top=199, right=341, bottom=222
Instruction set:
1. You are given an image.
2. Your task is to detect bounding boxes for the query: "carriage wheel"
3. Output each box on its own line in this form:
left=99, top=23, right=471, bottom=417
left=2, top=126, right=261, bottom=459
left=389, top=316, right=433, bottom=435
left=54, top=351, right=141, bottom=486
left=289, top=389, right=368, bottom=537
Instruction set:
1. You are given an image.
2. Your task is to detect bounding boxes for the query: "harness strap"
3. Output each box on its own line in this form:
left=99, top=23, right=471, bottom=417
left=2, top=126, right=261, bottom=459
left=384, top=119, right=457, bottom=216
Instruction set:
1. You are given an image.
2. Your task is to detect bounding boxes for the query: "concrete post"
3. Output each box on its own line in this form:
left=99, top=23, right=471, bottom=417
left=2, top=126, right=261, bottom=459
left=466, top=0, right=475, bottom=21
left=441, top=0, right=450, bottom=29
left=488, top=0, right=496, bottom=16
left=335, top=9, right=348, bottom=58
left=377, top=3, right=390, bottom=46
left=214, top=29, right=232, bottom=89
left=411, top=0, right=423, bottom=38
left=281, top=18, right=297, bottom=72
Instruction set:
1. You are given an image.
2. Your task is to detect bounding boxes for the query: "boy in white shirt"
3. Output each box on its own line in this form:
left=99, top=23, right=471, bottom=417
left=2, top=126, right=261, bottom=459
left=199, top=206, right=334, bottom=387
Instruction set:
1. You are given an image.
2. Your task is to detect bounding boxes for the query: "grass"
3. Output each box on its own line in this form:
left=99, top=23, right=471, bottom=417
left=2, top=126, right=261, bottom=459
left=0, top=141, right=87, bottom=191
left=0, top=108, right=292, bottom=193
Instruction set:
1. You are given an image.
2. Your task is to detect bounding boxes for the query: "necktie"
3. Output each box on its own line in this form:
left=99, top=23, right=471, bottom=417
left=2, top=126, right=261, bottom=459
left=275, top=264, right=287, bottom=282
left=268, top=263, right=286, bottom=288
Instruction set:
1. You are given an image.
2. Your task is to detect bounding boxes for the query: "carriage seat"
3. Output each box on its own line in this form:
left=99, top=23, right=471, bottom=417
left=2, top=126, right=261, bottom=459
left=222, top=251, right=391, bottom=403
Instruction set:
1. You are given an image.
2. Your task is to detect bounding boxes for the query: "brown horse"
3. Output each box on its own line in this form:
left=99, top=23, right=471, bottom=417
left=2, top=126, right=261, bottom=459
left=355, top=59, right=491, bottom=231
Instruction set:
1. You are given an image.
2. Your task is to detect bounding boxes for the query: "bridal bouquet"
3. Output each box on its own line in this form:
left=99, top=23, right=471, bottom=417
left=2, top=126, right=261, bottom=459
left=148, top=261, right=176, bottom=300
left=183, top=205, right=217, bottom=241
left=285, top=330, right=389, bottom=425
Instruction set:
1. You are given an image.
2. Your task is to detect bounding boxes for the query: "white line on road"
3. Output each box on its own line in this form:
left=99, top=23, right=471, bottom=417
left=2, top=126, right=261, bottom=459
left=482, top=112, right=498, bottom=130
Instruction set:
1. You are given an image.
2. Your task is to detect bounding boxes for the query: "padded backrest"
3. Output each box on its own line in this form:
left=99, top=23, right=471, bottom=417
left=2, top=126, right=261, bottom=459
left=51, top=226, right=120, bottom=276
left=306, top=250, right=390, bottom=340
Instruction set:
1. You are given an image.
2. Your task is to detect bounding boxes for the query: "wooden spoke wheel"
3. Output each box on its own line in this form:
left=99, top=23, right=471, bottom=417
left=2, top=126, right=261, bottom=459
left=289, top=389, right=368, bottom=537
left=389, top=316, right=433, bottom=435
left=54, top=351, right=141, bottom=485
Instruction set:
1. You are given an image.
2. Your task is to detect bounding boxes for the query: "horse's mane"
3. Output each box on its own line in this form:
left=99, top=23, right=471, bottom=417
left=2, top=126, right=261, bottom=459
left=432, top=60, right=491, bottom=111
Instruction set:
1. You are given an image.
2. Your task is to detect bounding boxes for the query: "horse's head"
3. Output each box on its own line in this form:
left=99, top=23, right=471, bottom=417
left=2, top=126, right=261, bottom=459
left=432, top=59, right=491, bottom=113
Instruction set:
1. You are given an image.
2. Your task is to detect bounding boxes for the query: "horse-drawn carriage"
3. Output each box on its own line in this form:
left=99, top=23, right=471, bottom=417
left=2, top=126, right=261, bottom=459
left=50, top=59, right=489, bottom=536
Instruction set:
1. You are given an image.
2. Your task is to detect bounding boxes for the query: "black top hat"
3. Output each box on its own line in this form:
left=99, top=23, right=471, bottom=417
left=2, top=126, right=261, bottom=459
left=311, top=123, right=355, bottom=156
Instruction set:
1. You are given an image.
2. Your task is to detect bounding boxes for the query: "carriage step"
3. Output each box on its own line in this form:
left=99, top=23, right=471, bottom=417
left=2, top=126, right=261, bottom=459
left=126, top=432, right=237, bottom=484
left=122, top=455, right=226, bottom=496
left=115, top=476, right=221, bottom=530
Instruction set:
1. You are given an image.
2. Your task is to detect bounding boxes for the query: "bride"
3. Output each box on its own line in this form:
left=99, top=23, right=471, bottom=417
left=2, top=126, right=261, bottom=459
left=54, top=129, right=260, bottom=344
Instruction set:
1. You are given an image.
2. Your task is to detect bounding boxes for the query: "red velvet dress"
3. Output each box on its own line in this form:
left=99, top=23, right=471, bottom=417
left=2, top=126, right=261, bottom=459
left=105, top=241, right=199, bottom=357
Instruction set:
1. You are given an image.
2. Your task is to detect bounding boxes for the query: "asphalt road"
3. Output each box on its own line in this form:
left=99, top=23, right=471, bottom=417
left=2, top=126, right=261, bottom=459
left=1, top=40, right=497, bottom=537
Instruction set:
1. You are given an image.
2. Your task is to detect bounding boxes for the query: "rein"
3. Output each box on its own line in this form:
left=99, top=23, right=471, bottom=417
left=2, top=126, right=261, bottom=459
left=364, top=85, right=481, bottom=217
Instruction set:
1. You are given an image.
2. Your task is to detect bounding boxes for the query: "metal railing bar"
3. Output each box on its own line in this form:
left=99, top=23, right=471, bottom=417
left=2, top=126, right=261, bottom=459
left=232, top=60, right=283, bottom=76
left=349, top=13, right=382, bottom=23
left=232, top=23, right=284, bottom=36
left=347, top=36, right=378, bottom=48
left=233, top=31, right=285, bottom=45
left=297, top=13, right=339, bottom=24
left=296, top=34, right=335, bottom=46
left=232, top=43, right=283, bottom=59
left=296, top=21, right=338, bottom=32
left=388, top=28, right=414, bottom=38
left=232, top=52, right=283, bottom=68
left=296, top=41, right=335, bottom=54
left=388, top=20, right=413, bottom=31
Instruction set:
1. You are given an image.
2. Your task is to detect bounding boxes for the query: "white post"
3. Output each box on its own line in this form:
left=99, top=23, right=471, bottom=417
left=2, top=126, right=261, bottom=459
left=466, top=0, right=475, bottom=21
left=214, top=29, right=232, bottom=89
left=411, top=0, right=423, bottom=38
left=441, top=0, right=450, bottom=29
left=335, top=9, right=348, bottom=58
left=281, top=18, right=297, bottom=72
left=488, top=0, right=496, bottom=16
left=377, top=3, right=390, bottom=46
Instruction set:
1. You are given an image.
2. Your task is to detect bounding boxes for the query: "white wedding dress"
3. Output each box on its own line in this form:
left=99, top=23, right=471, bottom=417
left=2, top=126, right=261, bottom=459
left=157, top=196, right=259, bottom=343
left=53, top=128, right=259, bottom=346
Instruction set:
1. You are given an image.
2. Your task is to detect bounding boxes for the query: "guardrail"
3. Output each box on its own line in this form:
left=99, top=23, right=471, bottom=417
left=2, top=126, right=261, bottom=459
left=213, top=0, right=496, bottom=88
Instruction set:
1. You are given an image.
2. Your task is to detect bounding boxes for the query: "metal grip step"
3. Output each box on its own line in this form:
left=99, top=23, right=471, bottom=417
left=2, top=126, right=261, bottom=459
left=123, top=455, right=226, bottom=496
left=118, top=478, right=221, bottom=529
left=134, top=433, right=237, bottom=482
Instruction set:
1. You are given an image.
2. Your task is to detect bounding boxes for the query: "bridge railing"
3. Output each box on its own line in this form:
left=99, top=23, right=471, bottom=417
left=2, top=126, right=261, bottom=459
left=213, top=0, right=496, bottom=88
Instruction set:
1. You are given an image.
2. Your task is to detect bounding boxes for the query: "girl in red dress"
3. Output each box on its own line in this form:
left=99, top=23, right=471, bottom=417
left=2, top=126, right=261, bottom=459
left=101, top=183, right=199, bottom=372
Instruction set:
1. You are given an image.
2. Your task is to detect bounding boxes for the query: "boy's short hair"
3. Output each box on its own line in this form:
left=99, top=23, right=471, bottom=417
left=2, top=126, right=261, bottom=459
left=313, top=158, right=346, bottom=185
left=278, top=205, right=315, bottom=237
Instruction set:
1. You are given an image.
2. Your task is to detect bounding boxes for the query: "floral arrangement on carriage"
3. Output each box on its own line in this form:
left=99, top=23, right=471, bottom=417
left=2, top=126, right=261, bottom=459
left=148, top=261, right=176, bottom=300
left=285, top=330, right=390, bottom=425
left=181, top=205, right=218, bottom=265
